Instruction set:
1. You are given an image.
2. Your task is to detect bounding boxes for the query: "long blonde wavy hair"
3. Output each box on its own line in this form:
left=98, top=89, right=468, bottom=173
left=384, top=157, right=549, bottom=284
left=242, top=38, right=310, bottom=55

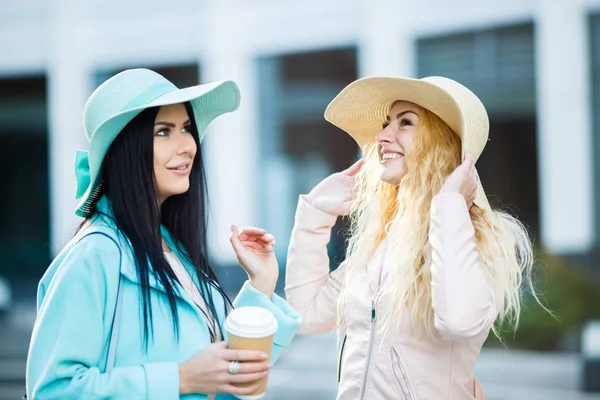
left=338, top=107, right=538, bottom=340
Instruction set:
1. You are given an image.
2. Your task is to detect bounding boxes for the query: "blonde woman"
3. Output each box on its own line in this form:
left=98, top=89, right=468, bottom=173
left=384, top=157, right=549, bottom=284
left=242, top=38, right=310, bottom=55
left=282, top=77, right=536, bottom=399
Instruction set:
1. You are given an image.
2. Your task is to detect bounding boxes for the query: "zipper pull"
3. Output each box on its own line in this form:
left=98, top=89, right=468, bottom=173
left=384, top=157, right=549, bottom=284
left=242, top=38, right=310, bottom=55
left=371, top=300, right=376, bottom=321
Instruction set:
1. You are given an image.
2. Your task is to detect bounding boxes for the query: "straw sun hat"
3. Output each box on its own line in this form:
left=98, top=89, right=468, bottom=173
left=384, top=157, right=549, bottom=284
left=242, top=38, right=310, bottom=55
left=74, top=68, right=240, bottom=218
left=324, top=76, right=491, bottom=211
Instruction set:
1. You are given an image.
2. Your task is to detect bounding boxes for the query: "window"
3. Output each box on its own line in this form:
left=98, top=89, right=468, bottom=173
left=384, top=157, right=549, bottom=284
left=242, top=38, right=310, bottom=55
left=417, top=24, right=539, bottom=235
left=0, top=75, right=49, bottom=281
left=257, top=48, right=358, bottom=267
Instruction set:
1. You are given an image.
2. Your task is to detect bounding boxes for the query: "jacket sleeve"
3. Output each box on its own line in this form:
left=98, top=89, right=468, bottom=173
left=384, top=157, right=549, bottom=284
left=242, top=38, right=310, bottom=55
left=26, top=235, right=180, bottom=400
left=284, top=195, right=345, bottom=335
left=231, top=281, right=302, bottom=363
left=429, top=192, right=501, bottom=341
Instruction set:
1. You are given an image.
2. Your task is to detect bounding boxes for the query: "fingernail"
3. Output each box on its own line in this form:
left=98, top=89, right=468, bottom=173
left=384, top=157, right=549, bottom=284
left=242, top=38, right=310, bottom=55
left=267, top=363, right=273, bottom=368
left=261, top=353, right=268, bottom=359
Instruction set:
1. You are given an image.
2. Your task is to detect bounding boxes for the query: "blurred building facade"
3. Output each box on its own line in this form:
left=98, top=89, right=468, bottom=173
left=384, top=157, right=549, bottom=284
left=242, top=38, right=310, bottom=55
left=0, top=0, right=598, bottom=281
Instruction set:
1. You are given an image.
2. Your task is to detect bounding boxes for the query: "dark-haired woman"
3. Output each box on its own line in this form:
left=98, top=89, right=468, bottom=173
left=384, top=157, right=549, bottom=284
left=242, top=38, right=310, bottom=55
left=26, top=69, right=301, bottom=400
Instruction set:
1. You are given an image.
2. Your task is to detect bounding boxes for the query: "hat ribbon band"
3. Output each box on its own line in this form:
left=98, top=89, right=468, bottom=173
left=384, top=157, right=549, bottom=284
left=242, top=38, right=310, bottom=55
left=75, top=150, right=90, bottom=200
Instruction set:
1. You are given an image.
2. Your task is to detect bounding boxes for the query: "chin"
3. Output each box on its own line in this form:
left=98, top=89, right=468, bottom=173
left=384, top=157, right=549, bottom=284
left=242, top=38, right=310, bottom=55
left=379, top=175, right=402, bottom=185
left=163, top=185, right=191, bottom=199
left=379, top=167, right=404, bottom=185
left=174, top=185, right=190, bottom=195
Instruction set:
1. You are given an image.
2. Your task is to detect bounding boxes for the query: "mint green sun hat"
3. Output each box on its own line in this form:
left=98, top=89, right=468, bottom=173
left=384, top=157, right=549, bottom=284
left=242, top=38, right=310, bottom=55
left=74, top=68, right=240, bottom=218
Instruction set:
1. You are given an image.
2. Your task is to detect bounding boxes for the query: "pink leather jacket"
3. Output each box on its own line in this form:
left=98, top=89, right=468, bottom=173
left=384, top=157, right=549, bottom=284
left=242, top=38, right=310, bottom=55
left=285, top=193, right=495, bottom=399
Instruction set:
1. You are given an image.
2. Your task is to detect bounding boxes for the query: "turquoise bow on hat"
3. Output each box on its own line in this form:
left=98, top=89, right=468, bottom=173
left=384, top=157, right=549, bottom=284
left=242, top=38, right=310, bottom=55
left=73, top=68, right=240, bottom=218
left=75, top=150, right=90, bottom=200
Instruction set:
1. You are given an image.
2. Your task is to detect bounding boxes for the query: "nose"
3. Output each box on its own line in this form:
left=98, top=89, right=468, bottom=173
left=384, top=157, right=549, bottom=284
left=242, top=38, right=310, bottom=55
left=376, top=126, right=394, bottom=144
left=175, top=130, right=197, bottom=156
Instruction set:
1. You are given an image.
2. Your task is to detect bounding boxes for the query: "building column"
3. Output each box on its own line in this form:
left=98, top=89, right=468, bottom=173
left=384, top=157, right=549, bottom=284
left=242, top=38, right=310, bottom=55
left=47, top=0, right=92, bottom=255
left=357, top=0, right=416, bottom=77
left=535, top=0, right=593, bottom=253
left=201, top=1, right=260, bottom=265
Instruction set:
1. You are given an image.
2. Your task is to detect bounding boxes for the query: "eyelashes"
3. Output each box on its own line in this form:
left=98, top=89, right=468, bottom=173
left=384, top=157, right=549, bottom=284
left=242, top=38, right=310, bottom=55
left=399, top=118, right=413, bottom=126
left=381, top=118, right=414, bottom=129
left=154, top=124, right=192, bottom=137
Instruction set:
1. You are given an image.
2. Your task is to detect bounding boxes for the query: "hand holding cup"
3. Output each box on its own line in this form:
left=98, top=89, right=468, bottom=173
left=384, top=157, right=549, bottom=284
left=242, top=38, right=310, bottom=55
left=178, top=341, right=271, bottom=396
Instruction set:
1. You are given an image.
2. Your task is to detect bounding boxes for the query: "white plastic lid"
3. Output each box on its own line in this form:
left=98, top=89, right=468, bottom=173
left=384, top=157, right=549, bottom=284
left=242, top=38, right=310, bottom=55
left=225, top=306, right=278, bottom=338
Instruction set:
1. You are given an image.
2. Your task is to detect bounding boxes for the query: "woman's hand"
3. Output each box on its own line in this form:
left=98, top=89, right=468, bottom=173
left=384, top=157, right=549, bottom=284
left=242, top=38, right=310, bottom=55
left=306, top=159, right=363, bottom=215
left=440, top=150, right=478, bottom=208
left=229, top=225, right=278, bottom=297
left=179, top=341, right=271, bottom=396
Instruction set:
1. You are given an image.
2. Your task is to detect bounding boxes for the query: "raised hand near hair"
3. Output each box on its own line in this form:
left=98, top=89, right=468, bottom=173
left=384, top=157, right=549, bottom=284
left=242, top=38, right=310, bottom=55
left=306, top=159, right=363, bottom=216
left=179, top=341, right=271, bottom=396
left=440, top=149, right=478, bottom=208
left=229, top=225, right=278, bottom=297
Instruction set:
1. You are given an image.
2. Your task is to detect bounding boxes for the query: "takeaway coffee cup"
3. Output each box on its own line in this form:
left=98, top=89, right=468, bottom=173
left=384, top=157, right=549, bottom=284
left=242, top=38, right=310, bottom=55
left=224, top=306, right=278, bottom=399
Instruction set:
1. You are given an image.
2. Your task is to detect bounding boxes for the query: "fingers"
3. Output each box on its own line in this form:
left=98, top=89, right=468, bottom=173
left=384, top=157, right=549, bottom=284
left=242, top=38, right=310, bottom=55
left=217, top=361, right=271, bottom=393
left=218, top=383, right=260, bottom=396
left=221, top=359, right=270, bottom=376
left=216, top=360, right=271, bottom=385
left=239, top=233, right=275, bottom=244
left=228, top=370, right=270, bottom=384
left=461, top=150, right=477, bottom=184
left=238, top=227, right=275, bottom=245
left=240, top=241, right=274, bottom=252
left=231, top=225, right=275, bottom=251
left=235, top=361, right=271, bottom=374
left=467, top=166, right=478, bottom=208
left=229, top=225, right=245, bottom=255
left=238, top=227, right=267, bottom=236
left=221, top=349, right=269, bottom=362
left=463, top=149, right=474, bottom=170
left=343, top=158, right=364, bottom=176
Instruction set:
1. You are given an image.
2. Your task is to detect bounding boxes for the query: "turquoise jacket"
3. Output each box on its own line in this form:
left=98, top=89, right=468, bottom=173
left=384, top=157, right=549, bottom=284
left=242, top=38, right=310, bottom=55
left=26, top=197, right=302, bottom=400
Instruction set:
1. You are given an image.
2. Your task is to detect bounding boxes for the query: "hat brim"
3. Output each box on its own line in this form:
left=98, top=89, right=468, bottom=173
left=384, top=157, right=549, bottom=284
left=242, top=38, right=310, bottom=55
left=325, top=77, right=466, bottom=148
left=76, top=80, right=240, bottom=218
left=324, top=76, right=490, bottom=211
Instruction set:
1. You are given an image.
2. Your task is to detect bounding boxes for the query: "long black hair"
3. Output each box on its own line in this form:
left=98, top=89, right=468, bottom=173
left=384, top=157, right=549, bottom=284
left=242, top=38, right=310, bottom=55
left=83, top=102, right=231, bottom=348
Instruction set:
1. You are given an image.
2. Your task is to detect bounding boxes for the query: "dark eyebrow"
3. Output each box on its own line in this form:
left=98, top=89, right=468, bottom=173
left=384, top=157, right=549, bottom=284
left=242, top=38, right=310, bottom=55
left=155, top=121, right=175, bottom=128
left=154, top=119, right=191, bottom=128
left=387, top=110, right=418, bottom=120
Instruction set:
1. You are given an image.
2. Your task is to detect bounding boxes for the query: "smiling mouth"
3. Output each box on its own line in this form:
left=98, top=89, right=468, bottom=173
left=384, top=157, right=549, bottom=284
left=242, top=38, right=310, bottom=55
left=382, top=153, right=403, bottom=160
left=167, top=164, right=190, bottom=172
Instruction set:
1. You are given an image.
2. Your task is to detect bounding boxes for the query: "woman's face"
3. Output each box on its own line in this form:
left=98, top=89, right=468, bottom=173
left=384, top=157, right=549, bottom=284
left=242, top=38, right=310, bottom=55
left=153, top=103, right=197, bottom=204
left=376, top=100, right=423, bottom=185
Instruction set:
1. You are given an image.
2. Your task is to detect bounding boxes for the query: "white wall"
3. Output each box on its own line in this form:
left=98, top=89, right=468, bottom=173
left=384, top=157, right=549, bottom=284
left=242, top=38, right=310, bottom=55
left=46, top=0, right=93, bottom=254
left=200, top=0, right=261, bottom=264
left=0, top=0, right=49, bottom=76
left=535, top=0, right=595, bottom=252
